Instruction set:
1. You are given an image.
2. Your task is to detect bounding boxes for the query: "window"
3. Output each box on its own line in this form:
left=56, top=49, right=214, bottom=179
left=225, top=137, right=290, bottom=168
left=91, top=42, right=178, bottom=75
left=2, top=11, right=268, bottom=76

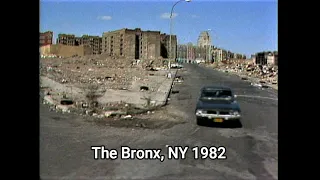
left=201, top=89, right=232, bottom=99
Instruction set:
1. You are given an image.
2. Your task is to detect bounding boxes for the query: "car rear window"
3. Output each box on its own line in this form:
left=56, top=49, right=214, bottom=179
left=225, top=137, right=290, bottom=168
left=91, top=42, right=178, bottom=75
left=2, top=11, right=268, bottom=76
left=201, top=89, right=232, bottom=98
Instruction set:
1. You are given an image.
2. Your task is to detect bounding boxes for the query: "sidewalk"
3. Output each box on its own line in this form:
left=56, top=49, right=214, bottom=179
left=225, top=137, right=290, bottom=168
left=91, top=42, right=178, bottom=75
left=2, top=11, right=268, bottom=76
left=152, top=69, right=177, bottom=106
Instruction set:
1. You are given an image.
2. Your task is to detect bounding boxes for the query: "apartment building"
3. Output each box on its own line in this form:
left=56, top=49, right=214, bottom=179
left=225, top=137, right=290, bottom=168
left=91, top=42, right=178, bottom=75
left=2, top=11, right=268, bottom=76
left=75, top=35, right=102, bottom=54
left=40, top=31, right=53, bottom=46
left=213, top=49, right=223, bottom=62
left=212, top=48, right=229, bottom=62
left=187, top=43, right=196, bottom=61
left=195, top=46, right=209, bottom=61
left=56, top=34, right=76, bottom=46
left=227, top=51, right=234, bottom=60
left=254, top=51, right=278, bottom=65
left=267, top=51, right=278, bottom=65
left=57, top=34, right=102, bottom=54
left=255, top=52, right=269, bottom=65
left=160, top=33, right=177, bottom=60
left=102, top=28, right=176, bottom=60
left=177, top=43, right=196, bottom=63
left=251, top=55, right=256, bottom=64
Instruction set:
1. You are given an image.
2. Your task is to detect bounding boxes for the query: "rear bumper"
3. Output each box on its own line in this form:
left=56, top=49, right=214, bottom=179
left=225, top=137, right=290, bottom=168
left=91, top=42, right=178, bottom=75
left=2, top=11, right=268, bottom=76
left=196, top=113, right=241, bottom=120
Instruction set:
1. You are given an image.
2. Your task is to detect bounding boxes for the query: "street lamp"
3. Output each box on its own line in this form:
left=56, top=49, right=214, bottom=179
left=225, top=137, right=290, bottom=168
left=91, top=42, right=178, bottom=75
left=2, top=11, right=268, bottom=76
left=169, top=0, right=191, bottom=69
left=207, top=29, right=212, bottom=63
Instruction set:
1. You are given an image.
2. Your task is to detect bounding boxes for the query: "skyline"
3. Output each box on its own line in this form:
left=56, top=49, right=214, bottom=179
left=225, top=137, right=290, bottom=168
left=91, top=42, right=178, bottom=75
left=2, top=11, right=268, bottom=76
left=40, top=0, right=277, bottom=57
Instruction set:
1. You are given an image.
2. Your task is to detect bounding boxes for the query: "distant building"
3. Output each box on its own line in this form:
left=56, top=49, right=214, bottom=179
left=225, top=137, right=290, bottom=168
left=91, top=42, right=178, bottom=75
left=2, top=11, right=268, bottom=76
left=40, top=31, right=53, bottom=46
left=160, top=33, right=177, bottom=60
left=57, top=34, right=76, bottom=46
left=255, top=51, right=277, bottom=65
left=250, top=54, right=255, bottom=64
left=255, top=52, right=268, bottom=65
left=177, top=43, right=196, bottom=63
left=267, top=51, right=278, bottom=65
left=102, top=28, right=176, bottom=60
left=197, top=31, right=213, bottom=62
left=187, top=43, right=196, bottom=61
left=213, top=49, right=223, bottom=62
left=77, top=35, right=102, bottom=54
left=227, top=51, right=234, bottom=60
left=197, top=31, right=211, bottom=47
left=57, top=34, right=102, bottom=55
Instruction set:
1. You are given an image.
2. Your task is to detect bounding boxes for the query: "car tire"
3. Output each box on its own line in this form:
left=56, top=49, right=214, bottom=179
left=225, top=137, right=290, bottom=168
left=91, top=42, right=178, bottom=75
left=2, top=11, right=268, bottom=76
left=196, top=118, right=202, bottom=126
left=233, top=119, right=242, bottom=128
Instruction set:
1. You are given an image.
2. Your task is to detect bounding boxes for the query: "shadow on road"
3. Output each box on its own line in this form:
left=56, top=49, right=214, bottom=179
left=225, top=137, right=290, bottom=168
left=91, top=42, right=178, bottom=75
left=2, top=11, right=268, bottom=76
left=197, top=120, right=243, bottom=129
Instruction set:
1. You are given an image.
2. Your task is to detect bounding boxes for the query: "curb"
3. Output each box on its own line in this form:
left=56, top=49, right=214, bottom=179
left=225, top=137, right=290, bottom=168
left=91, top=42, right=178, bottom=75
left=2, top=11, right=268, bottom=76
left=163, top=69, right=178, bottom=106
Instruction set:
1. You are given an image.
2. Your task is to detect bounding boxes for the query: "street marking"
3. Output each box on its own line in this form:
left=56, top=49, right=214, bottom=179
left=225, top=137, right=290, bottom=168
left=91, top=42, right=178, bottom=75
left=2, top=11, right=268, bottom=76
left=236, top=95, right=278, bottom=101
left=190, top=127, right=200, bottom=135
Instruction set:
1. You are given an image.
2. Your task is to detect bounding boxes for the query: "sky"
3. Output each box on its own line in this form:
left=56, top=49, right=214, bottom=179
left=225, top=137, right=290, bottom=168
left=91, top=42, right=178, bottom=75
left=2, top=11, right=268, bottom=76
left=40, top=0, right=277, bottom=57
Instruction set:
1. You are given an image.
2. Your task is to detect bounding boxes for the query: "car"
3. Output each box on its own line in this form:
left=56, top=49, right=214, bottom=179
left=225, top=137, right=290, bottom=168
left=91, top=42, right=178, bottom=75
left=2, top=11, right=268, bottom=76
left=195, top=85, right=241, bottom=126
left=170, top=63, right=183, bottom=69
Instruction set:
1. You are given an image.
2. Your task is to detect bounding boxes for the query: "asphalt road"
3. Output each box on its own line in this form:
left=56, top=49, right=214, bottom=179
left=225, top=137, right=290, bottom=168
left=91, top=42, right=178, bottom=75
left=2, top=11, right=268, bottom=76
left=40, top=63, right=278, bottom=180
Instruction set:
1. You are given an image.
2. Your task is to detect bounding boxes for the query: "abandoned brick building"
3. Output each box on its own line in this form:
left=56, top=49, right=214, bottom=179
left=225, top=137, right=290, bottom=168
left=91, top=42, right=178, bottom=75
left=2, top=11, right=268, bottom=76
left=56, top=34, right=76, bottom=46
left=40, top=31, right=53, bottom=46
left=57, top=34, right=102, bottom=54
left=102, top=28, right=177, bottom=60
left=254, top=51, right=278, bottom=66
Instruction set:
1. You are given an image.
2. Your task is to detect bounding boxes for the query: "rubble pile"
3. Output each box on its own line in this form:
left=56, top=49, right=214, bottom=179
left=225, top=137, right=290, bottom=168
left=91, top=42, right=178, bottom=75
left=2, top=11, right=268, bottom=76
left=43, top=92, right=151, bottom=119
left=212, top=60, right=278, bottom=87
left=40, top=54, right=62, bottom=58
left=40, top=55, right=167, bottom=90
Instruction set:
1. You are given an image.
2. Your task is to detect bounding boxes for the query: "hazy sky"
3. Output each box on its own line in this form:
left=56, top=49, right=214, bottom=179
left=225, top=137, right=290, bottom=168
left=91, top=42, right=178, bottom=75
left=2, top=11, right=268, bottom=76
left=40, top=0, right=277, bottom=57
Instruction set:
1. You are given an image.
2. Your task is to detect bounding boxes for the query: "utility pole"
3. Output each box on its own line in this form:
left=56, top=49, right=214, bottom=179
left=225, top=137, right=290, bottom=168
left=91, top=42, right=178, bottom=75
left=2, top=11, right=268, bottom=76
left=187, top=44, right=189, bottom=63
left=169, top=0, right=191, bottom=69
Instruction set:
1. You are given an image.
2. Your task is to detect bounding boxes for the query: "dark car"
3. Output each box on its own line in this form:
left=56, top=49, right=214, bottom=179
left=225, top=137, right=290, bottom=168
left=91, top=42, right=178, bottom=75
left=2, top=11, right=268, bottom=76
left=195, top=85, right=241, bottom=125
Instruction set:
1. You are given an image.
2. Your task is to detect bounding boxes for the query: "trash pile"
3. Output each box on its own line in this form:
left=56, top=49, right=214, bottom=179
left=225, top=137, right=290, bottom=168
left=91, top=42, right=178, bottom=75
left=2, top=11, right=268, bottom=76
left=211, top=60, right=278, bottom=87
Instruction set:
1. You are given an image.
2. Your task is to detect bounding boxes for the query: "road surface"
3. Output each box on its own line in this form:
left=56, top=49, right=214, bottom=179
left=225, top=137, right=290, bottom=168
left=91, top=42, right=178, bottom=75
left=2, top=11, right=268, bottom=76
left=40, top=64, right=278, bottom=180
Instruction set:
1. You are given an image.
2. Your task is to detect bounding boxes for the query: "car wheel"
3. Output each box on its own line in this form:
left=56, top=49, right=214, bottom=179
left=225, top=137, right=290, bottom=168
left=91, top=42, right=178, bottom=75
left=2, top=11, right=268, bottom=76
left=233, top=119, right=242, bottom=128
left=196, top=118, right=202, bottom=126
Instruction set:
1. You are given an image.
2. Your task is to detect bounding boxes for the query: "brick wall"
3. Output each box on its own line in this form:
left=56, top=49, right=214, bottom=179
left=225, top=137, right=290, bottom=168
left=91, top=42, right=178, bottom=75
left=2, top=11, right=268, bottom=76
left=40, top=44, right=92, bottom=57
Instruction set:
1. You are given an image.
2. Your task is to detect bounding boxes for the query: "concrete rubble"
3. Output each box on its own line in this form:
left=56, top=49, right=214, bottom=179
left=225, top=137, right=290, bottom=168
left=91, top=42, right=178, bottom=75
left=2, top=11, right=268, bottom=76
left=205, top=59, right=278, bottom=90
left=40, top=54, right=177, bottom=119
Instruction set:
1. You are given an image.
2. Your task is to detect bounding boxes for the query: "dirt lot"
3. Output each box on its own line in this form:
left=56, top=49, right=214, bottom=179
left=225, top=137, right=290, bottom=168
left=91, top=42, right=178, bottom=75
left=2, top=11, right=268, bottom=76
left=40, top=54, right=177, bottom=121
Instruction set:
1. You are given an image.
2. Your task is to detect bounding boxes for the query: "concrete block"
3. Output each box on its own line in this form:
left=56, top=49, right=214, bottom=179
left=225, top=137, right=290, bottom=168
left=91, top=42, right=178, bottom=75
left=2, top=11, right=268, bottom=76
left=44, top=95, right=55, bottom=105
